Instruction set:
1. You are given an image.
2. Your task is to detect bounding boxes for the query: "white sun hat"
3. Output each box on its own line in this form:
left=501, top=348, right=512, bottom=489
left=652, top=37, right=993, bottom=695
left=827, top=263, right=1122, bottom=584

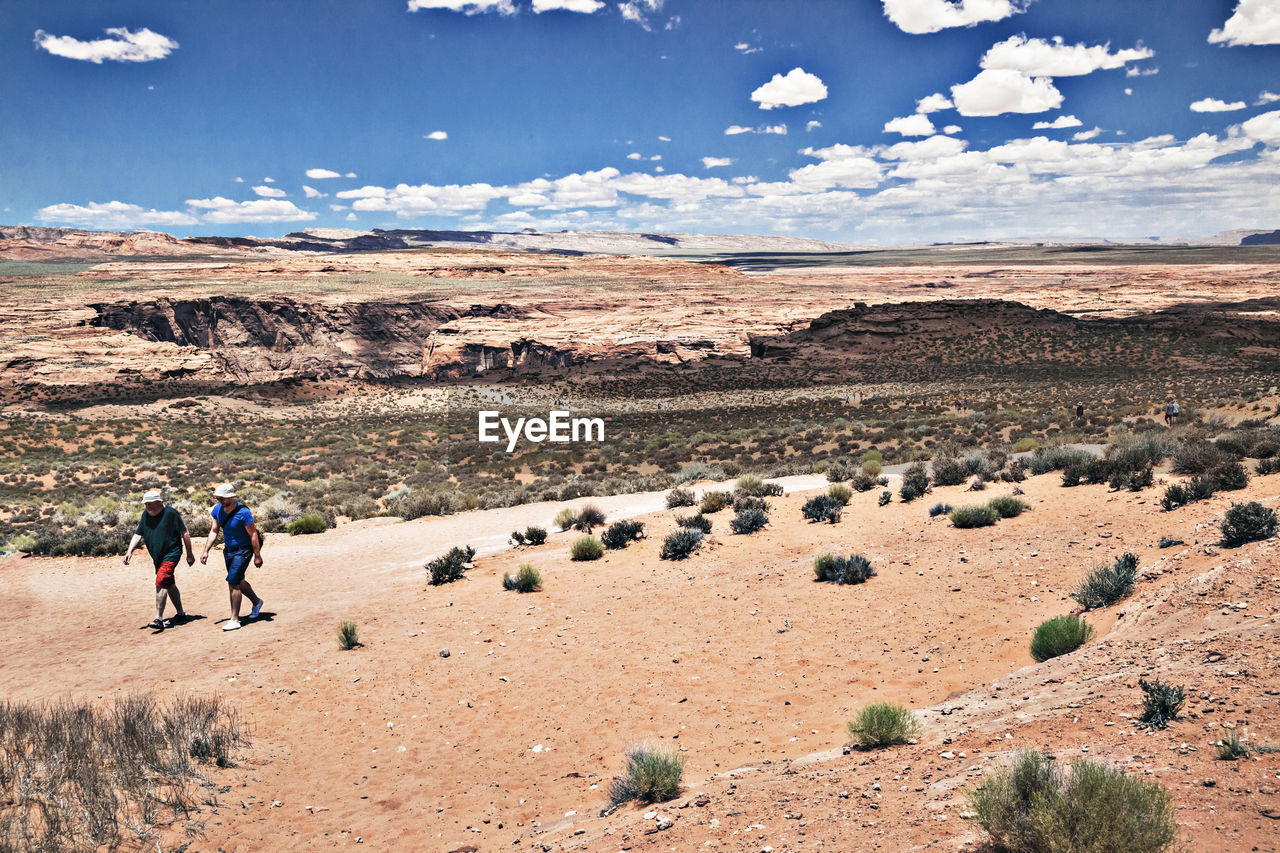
left=213, top=483, right=238, bottom=499
left=141, top=490, right=164, bottom=503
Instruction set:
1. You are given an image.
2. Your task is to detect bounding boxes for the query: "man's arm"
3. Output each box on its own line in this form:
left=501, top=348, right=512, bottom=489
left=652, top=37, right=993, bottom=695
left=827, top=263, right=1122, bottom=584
left=123, top=533, right=143, bottom=565
left=246, top=521, right=263, bottom=567
left=199, top=516, right=220, bottom=564
left=182, top=530, right=195, bottom=565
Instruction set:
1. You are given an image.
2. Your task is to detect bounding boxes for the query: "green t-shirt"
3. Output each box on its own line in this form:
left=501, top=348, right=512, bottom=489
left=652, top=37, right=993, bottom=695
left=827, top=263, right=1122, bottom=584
left=134, top=506, right=187, bottom=568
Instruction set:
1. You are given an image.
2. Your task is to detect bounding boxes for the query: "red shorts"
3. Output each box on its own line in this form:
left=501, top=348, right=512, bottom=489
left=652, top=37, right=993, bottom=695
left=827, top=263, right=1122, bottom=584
left=155, top=560, right=178, bottom=589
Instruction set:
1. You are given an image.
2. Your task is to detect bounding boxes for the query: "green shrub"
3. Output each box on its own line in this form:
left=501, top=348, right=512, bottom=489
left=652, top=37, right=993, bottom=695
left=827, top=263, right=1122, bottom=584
left=861, top=459, right=883, bottom=478
left=814, top=553, right=874, bottom=585
left=851, top=472, right=886, bottom=492
left=987, top=495, right=1030, bottom=518
left=287, top=514, right=327, bottom=535
left=1220, top=501, right=1277, bottom=547
left=813, top=553, right=836, bottom=580
left=1030, top=445, right=1092, bottom=476
left=524, top=526, right=547, bottom=545
left=388, top=488, right=458, bottom=520
left=734, top=474, right=764, bottom=495
left=899, top=462, right=930, bottom=502
left=863, top=449, right=883, bottom=465
left=502, top=564, right=543, bottom=592
left=660, top=528, right=703, bottom=560
left=827, top=483, right=853, bottom=505
left=337, top=620, right=360, bottom=650
left=570, top=535, right=604, bottom=560
left=699, top=490, right=732, bottom=513
left=970, top=751, right=1179, bottom=853
left=1031, top=615, right=1094, bottom=662
left=732, top=494, right=769, bottom=514
left=665, top=487, right=696, bottom=508
left=553, top=507, right=578, bottom=530
left=846, top=702, right=921, bottom=748
left=675, top=513, right=712, bottom=534
left=601, top=519, right=645, bottom=550
left=1208, top=460, right=1249, bottom=491
left=1070, top=552, right=1138, bottom=611
left=607, top=744, right=684, bottom=805
left=878, top=490, right=892, bottom=506
left=1000, top=459, right=1028, bottom=482
left=1160, top=483, right=1191, bottom=511
left=1137, top=678, right=1184, bottom=730
left=802, top=494, right=843, bottom=524
left=1011, top=437, right=1039, bottom=453
left=948, top=504, right=998, bottom=528
left=427, top=545, right=476, bottom=585
left=1172, top=439, right=1228, bottom=475
left=730, top=506, right=768, bottom=535
left=931, top=453, right=968, bottom=486
left=928, top=502, right=952, bottom=517
left=573, top=504, right=606, bottom=531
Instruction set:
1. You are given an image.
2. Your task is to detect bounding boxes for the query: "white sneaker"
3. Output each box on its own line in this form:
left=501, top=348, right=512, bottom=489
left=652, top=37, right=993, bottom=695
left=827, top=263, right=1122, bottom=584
left=249, top=599, right=264, bottom=620
left=222, top=620, right=241, bottom=632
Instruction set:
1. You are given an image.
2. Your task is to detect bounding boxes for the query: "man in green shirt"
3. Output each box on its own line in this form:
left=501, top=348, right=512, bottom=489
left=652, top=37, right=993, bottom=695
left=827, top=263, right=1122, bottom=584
left=124, top=489, right=195, bottom=630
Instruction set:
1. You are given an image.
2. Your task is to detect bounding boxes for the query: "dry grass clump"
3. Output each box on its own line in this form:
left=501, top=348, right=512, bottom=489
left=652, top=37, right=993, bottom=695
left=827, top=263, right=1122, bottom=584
left=607, top=744, right=684, bottom=806
left=502, top=564, right=543, bottom=592
left=0, top=694, right=246, bottom=852
left=1070, top=553, right=1138, bottom=611
left=569, top=535, right=604, bottom=561
left=337, top=620, right=361, bottom=650
left=846, top=702, right=921, bottom=748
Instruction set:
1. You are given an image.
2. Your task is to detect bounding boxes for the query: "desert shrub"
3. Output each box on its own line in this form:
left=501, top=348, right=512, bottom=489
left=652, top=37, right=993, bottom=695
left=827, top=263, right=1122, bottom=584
left=814, top=553, right=874, bottom=585
left=732, top=494, right=769, bottom=514
left=1216, top=731, right=1249, bottom=760
left=674, top=461, right=720, bottom=484
left=964, top=448, right=994, bottom=478
left=699, top=490, right=732, bottom=513
left=1137, top=679, right=1184, bottom=730
left=524, top=526, right=547, bottom=545
left=878, top=490, right=892, bottom=506
left=928, top=502, right=952, bottom=518
left=660, top=528, right=703, bottom=560
left=861, top=459, right=883, bottom=478
left=899, top=462, right=930, bottom=502
left=1157, top=536, right=1184, bottom=548
left=863, top=449, right=884, bottom=465
left=1208, top=460, right=1249, bottom=491
left=427, top=545, right=476, bottom=585
left=825, top=458, right=857, bottom=482
left=1000, top=458, right=1028, bottom=482
left=1011, top=437, right=1039, bottom=453
left=734, top=474, right=764, bottom=496
left=967, top=476, right=988, bottom=491
left=827, top=483, right=852, bottom=505
left=1061, top=458, right=1110, bottom=488
left=337, top=620, right=360, bottom=650
left=948, top=504, right=998, bottom=528
left=573, top=504, right=606, bottom=531
left=1172, top=439, right=1229, bottom=475
left=1257, top=456, right=1280, bottom=476
left=987, top=495, right=1030, bottom=518
left=388, top=488, right=458, bottom=520
left=675, top=513, right=712, bottom=534
left=851, top=472, right=886, bottom=492
left=846, top=702, right=921, bottom=748
left=1110, top=464, right=1154, bottom=491
left=665, top=487, right=696, bottom=508
left=730, top=506, right=768, bottom=535
left=1106, top=434, right=1175, bottom=472
left=760, top=481, right=784, bottom=496
left=1220, top=501, right=1278, bottom=547
left=607, top=744, right=684, bottom=805
left=1030, top=445, right=1092, bottom=476
left=931, top=453, right=968, bottom=486
left=570, top=535, right=604, bottom=560
left=553, top=507, right=578, bottom=530
left=1031, top=615, right=1094, bottom=662
left=1160, top=483, right=1191, bottom=511
left=502, top=564, right=543, bottom=592
left=1070, top=552, right=1138, bottom=611
left=287, top=514, right=327, bottom=535
left=802, top=494, right=843, bottom=524
left=970, top=751, right=1178, bottom=853
left=601, top=519, right=645, bottom=550
left=28, top=518, right=135, bottom=557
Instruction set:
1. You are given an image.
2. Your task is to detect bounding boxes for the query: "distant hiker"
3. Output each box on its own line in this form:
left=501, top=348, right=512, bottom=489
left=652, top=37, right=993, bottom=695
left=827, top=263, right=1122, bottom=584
left=1163, top=400, right=1180, bottom=425
left=123, top=490, right=193, bottom=630
left=1076, top=402, right=1084, bottom=418
left=199, top=483, right=265, bottom=632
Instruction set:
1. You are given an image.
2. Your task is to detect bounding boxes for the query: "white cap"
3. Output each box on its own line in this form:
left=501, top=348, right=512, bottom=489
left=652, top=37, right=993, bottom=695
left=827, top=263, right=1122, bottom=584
left=142, top=490, right=164, bottom=504
left=213, top=483, right=237, bottom=499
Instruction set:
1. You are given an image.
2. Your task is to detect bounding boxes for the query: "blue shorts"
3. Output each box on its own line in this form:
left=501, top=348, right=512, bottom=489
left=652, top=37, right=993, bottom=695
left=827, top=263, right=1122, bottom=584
left=224, top=549, right=252, bottom=585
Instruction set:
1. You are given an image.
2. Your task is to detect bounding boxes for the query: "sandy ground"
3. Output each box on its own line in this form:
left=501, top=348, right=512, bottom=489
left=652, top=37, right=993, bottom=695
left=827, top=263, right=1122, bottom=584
left=5, top=470, right=1279, bottom=852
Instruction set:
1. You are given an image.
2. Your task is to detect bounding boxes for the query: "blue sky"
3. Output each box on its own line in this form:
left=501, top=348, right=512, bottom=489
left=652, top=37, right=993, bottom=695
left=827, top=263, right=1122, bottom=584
left=3, top=0, right=1279, bottom=244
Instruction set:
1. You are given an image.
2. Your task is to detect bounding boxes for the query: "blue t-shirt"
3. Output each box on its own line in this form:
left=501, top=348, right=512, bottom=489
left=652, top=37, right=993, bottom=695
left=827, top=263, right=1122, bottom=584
left=212, top=503, right=255, bottom=551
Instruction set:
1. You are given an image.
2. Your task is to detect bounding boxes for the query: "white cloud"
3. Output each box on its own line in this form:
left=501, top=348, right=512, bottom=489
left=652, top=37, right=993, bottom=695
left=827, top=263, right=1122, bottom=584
left=233, top=177, right=244, bottom=183
left=252, top=185, right=287, bottom=198
left=33, top=27, right=178, bottom=63
left=533, top=0, right=604, bottom=11
left=1190, top=97, right=1247, bottom=112
left=1033, top=114, right=1083, bottom=129
left=329, top=204, right=348, bottom=212
left=35, top=201, right=196, bottom=228
left=347, top=212, right=358, bottom=221
left=306, top=168, right=343, bottom=179
left=338, top=181, right=507, bottom=214
left=915, top=93, right=953, bottom=113
left=619, top=0, right=663, bottom=30
left=185, top=197, right=316, bottom=223
left=750, top=67, right=828, bottom=110
left=658, top=135, right=671, bottom=141
left=806, top=120, right=822, bottom=132
left=734, top=42, right=762, bottom=54
left=1242, top=109, right=1280, bottom=145
left=302, top=186, right=326, bottom=198
left=262, top=177, right=275, bottom=183
left=1072, top=127, right=1103, bottom=141
left=725, top=125, right=751, bottom=135
left=425, top=130, right=448, bottom=140
left=650, top=154, right=662, bottom=160
left=881, top=0, right=1031, bottom=35
left=726, top=124, right=787, bottom=135
left=980, top=35, right=1154, bottom=77
left=1257, top=91, right=1280, bottom=105
left=345, top=172, right=357, bottom=178
left=702, top=157, right=733, bottom=168
left=627, top=151, right=643, bottom=158
left=1209, top=0, right=1280, bottom=46
left=407, top=0, right=516, bottom=14
left=1126, top=65, right=1159, bottom=77
left=943, top=124, right=962, bottom=134
left=884, top=114, right=936, bottom=136
left=951, top=69, right=1063, bottom=116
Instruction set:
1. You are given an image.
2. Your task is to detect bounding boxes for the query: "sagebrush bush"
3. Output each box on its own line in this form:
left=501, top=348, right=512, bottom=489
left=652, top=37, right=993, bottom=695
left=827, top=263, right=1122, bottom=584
left=337, top=620, right=360, bottom=650
left=1137, top=678, right=1184, bottom=730
left=553, top=507, right=578, bottom=530
left=607, top=744, right=684, bottom=805
left=675, top=513, right=712, bottom=534
left=1011, top=437, right=1039, bottom=453
left=814, top=553, right=874, bottom=585
left=1070, top=552, right=1138, bottom=610
left=1000, top=458, right=1028, bottom=482
left=846, top=702, right=921, bottom=748
left=287, top=514, right=327, bottom=535
left=660, top=528, right=703, bottom=560
left=949, top=504, right=998, bottom=528
left=928, top=502, right=952, bottom=518
left=970, top=751, right=1179, bottom=853
left=388, top=488, right=458, bottom=520
left=665, top=487, right=696, bottom=508
left=1209, top=460, right=1250, bottom=491
left=1257, top=456, right=1280, bottom=476
left=601, top=519, right=645, bottom=550
left=570, top=535, right=604, bottom=560
left=878, top=490, right=892, bottom=506
left=699, top=490, right=732, bottom=513
left=851, top=472, right=886, bottom=492
left=427, top=545, right=476, bottom=585
left=802, top=494, right=843, bottom=524
left=524, top=526, right=547, bottom=546
left=1172, top=439, right=1229, bottom=475
left=502, top=564, right=543, bottom=592
left=931, top=453, right=968, bottom=486
left=730, top=506, right=768, bottom=535
left=1220, top=501, right=1277, bottom=547
left=828, top=483, right=852, bottom=505
left=899, top=463, right=930, bottom=502
left=1031, top=615, right=1094, bottom=662
left=1030, top=445, right=1092, bottom=476
left=573, top=504, right=606, bottom=531
left=987, top=495, right=1030, bottom=518
left=735, top=474, right=764, bottom=496
left=861, top=459, right=883, bottom=478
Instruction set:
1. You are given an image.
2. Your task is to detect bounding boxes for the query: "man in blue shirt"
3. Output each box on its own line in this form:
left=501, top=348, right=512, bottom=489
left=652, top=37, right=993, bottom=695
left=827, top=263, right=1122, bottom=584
left=199, top=483, right=266, bottom=632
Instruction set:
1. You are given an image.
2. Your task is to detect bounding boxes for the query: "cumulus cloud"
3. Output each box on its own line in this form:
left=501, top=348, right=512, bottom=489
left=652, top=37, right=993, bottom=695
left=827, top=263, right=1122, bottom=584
left=185, top=197, right=317, bottom=223
left=806, top=120, right=822, bottom=131
left=725, top=125, right=752, bottom=135
left=951, top=69, right=1063, bottom=116
left=35, top=201, right=196, bottom=228
left=1209, top=0, right=1280, bottom=46
left=787, top=145, right=883, bottom=190
left=306, top=168, right=343, bottom=179
left=884, top=114, right=936, bottom=136
left=980, top=35, right=1153, bottom=77
left=302, top=186, right=326, bottom=198
left=1190, top=97, right=1246, bottom=112
left=533, top=0, right=605, bottom=12
left=702, top=157, right=733, bottom=168
left=627, top=152, right=643, bottom=158
left=1126, top=65, right=1159, bottom=77
left=252, top=185, right=287, bottom=198
left=1072, top=127, right=1103, bottom=141
left=916, top=92, right=953, bottom=113
left=407, top=0, right=516, bottom=14
left=1257, top=91, right=1280, bottom=105
left=619, top=0, right=663, bottom=30
left=750, top=67, right=828, bottom=110
left=943, top=124, right=962, bottom=134
left=425, top=130, right=448, bottom=140
left=1033, top=114, right=1083, bottom=129
left=881, top=0, right=1031, bottom=35
left=1242, top=109, right=1280, bottom=145
left=33, top=27, right=178, bottom=63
